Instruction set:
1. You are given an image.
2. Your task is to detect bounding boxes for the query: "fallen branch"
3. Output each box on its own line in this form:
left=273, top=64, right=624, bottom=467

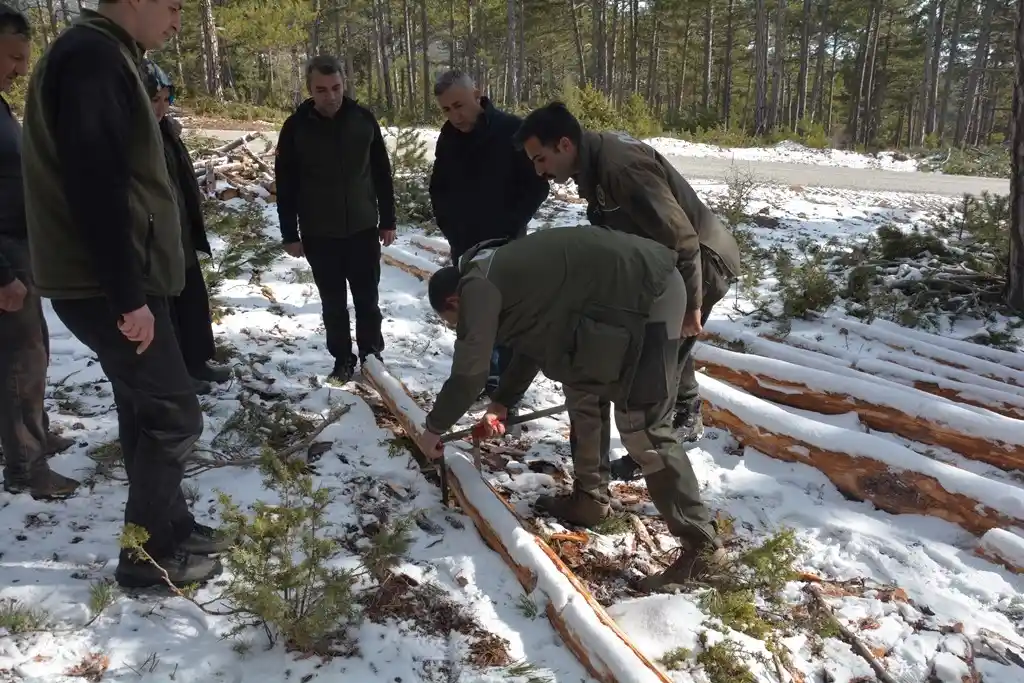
left=694, top=343, right=1024, bottom=471
left=698, top=374, right=1024, bottom=536
left=185, top=403, right=352, bottom=474
left=212, top=131, right=264, bottom=155
left=239, top=142, right=273, bottom=175
left=362, top=358, right=671, bottom=683
left=805, top=584, right=898, bottom=683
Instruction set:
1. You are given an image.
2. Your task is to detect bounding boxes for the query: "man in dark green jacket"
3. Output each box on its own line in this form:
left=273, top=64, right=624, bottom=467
left=420, top=226, right=725, bottom=590
left=275, top=55, right=397, bottom=383
left=21, top=0, right=227, bottom=589
left=515, top=102, right=742, bottom=475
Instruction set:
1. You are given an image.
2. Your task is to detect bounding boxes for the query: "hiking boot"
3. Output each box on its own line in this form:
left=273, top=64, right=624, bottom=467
left=359, top=352, right=383, bottom=367
left=636, top=536, right=728, bottom=593
left=191, top=377, right=212, bottom=395
left=3, top=468, right=80, bottom=500
left=179, top=522, right=235, bottom=555
left=328, top=359, right=356, bottom=384
left=115, top=549, right=222, bottom=589
left=610, top=455, right=642, bottom=482
left=535, top=489, right=610, bottom=528
left=673, top=398, right=705, bottom=443
left=190, top=362, right=232, bottom=384
left=45, top=432, right=76, bottom=456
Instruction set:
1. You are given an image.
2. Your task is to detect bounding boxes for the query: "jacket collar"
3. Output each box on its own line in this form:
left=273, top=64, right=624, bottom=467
left=297, top=96, right=355, bottom=120
left=572, top=131, right=603, bottom=200
left=74, top=9, right=145, bottom=64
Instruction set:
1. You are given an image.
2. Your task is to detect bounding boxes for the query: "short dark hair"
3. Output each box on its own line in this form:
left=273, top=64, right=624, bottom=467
left=428, top=266, right=463, bottom=313
left=0, top=3, right=30, bottom=37
left=513, top=102, right=583, bottom=151
left=306, top=55, right=344, bottom=85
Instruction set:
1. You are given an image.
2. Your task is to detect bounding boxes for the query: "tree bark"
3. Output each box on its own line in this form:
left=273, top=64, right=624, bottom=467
left=795, top=0, right=813, bottom=126
left=925, top=0, right=945, bottom=137
left=810, top=0, right=831, bottom=124
left=753, top=0, right=770, bottom=135
left=569, top=0, right=588, bottom=86
left=422, top=0, right=430, bottom=118
left=955, top=0, right=995, bottom=146
left=702, top=0, right=713, bottom=110
left=199, top=0, right=223, bottom=99
left=722, top=0, right=735, bottom=126
left=1008, top=0, right=1024, bottom=311
left=767, top=0, right=786, bottom=130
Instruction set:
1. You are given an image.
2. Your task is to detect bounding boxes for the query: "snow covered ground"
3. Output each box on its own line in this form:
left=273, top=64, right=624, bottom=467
left=3, top=178, right=1023, bottom=683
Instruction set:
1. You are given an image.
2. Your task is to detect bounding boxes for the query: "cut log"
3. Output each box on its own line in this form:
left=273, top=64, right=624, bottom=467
left=361, top=358, right=672, bottom=683
left=830, top=317, right=1024, bottom=388
left=410, top=234, right=451, bottom=256
left=212, top=131, right=265, bottom=155
left=196, top=162, right=246, bottom=180
left=697, top=374, right=1024, bottom=536
left=753, top=327, right=1024, bottom=401
left=867, top=319, right=1024, bottom=373
left=381, top=247, right=439, bottom=282
left=694, top=343, right=1024, bottom=472
left=702, top=324, right=1024, bottom=421
left=976, top=529, right=1024, bottom=574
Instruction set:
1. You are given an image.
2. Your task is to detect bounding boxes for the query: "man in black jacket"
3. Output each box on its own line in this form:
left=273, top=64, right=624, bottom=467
left=275, top=55, right=397, bottom=383
left=22, top=0, right=228, bottom=589
left=0, top=3, right=78, bottom=500
left=428, top=70, right=549, bottom=400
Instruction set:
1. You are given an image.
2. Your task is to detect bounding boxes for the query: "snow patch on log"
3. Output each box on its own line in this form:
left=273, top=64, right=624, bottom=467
left=697, top=374, right=1024, bottom=534
left=361, top=358, right=672, bottom=683
left=868, top=319, right=1024, bottom=373
left=410, top=234, right=451, bottom=256
left=976, top=529, right=1024, bottom=574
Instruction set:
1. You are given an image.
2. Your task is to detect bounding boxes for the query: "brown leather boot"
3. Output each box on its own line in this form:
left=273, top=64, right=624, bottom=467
left=535, top=489, right=610, bottom=528
left=636, top=535, right=729, bottom=592
left=4, top=467, right=80, bottom=501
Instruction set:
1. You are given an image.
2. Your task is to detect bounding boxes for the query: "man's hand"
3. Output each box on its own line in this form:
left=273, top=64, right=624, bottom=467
left=484, top=402, right=508, bottom=421
left=379, top=227, right=396, bottom=247
left=682, top=309, right=703, bottom=338
left=420, top=430, right=444, bottom=460
left=282, top=241, right=304, bottom=258
left=118, top=304, right=155, bottom=354
left=0, top=278, right=28, bottom=312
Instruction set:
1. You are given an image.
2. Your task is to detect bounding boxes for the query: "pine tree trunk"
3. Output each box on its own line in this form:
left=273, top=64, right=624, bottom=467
left=925, top=0, right=945, bottom=137
left=722, top=0, right=735, bottom=126
left=861, top=4, right=881, bottom=146
left=344, top=19, right=355, bottom=99
left=200, top=0, right=223, bottom=99
left=939, top=0, right=966, bottom=142
left=504, top=0, right=516, bottom=105
left=810, top=0, right=831, bottom=124
left=421, top=0, right=430, bottom=118
left=795, top=0, right=813, bottom=126
left=753, top=0, right=770, bottom=135
left=1008, top=0, right=1024, bottom=310
left=403, top=0, right=416, bottom=111
left=517, top=0, right=526, bottom=103
left=676, top=6, right=693, bottom=115
left=608, top=0, right=620, bottom=95
left=955, top=0, right=994, bottom=146
left=173, top=34, right=186, bottom=92
left=630, top=0, right=639, bottom=92
left=767, top=0, right=786, bottom=130
left=646, top=18, right=661, bottom=103
left=702, top=0, right=713, bottom=110
left=569, top=0, right=588, bottom=85
left=848, top=2, right=875, bottom=145
left=310, top=0, right=323, bottom=55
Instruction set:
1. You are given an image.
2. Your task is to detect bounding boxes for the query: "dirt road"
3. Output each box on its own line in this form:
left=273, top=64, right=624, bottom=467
left=194, top=128, right=1009, bottom=198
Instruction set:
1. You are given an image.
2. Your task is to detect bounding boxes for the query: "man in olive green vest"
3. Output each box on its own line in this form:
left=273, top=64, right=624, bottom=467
left=21, top=0, right=228, bottom=589
left=419, top=227, right=727, bottom=590
left=514, top=102, right=742, bottom=476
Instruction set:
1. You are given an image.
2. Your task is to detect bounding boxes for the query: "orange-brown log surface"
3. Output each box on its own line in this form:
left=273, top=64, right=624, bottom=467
left=381, top=253, right=433, bottom=281
left=702, top=400, right=1024, bottom=536
left=361, top=360, right=671, bottom=683
left=695, top=347, right=1024, bottom=472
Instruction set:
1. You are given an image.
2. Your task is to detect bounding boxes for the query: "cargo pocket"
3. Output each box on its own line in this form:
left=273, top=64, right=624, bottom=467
left=570, top=316, right=632, bottom=385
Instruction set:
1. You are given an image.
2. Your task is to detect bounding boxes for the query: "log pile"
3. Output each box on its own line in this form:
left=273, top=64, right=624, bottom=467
left=187, top=131, right=278, bottom=203
left=696, top=374, right=1024, bottom=537
left=360, top=358, right=672, bottom=683
left=693, top=343, right=1024, bottom=472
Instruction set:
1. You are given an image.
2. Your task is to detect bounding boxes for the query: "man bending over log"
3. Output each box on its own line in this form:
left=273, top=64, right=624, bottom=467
left=418, top=226, right=726, bottom=589
left=515, top=103, right=741, bottom=480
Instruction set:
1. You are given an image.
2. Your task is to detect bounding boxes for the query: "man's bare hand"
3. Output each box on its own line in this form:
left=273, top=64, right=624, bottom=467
left=379, top=228, right=396, bottom=247
left=282, top=241, right=304, bottom=258
left=420, top=430, right=444, bottom=460
left=118, top=304, right=155, bottom=354
left=484, top=402, right=509, bottom=422
left=0, top=278, right=28, bottom=312
left=681, top=309, right=703, bottom=337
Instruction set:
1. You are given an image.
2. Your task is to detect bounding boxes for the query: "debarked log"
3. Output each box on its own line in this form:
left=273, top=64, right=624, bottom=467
left=696, top=374, right=1024, bottom=537
left=361, top=358, right=672, bottom=683
left=381, top=247, right=437, bottom=282
left=693, top=344, right=1024, bottom=472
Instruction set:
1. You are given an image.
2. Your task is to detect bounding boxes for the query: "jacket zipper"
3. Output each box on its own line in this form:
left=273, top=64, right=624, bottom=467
left=143, top=214, right=155, bottom=277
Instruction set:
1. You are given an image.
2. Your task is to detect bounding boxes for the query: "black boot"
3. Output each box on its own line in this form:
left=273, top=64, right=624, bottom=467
left=610, top=455, right=642, bottom=482
left=115, top=548, right=222, bottom=589
left=4, top=467, right=81, bottom=500
left=179, top=522, right=236, bottom=555
left=328, top=358, right=356, bottom=384
left=191, top=377, right=212, bottom=395
left=189, top=362, right=232, bottom=384
left=672, top=397, right=705, bottom=442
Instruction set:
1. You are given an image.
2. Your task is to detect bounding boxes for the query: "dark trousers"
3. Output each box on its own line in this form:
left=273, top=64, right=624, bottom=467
left=52, top=296, right=203, bottom=558
left=0, top=237, right=49, bottom=484
left=676, top=250, right=733, bottom=408
left=302, top=230, right=385, bottom=365
left=170, top=263, right=216, bottom=372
